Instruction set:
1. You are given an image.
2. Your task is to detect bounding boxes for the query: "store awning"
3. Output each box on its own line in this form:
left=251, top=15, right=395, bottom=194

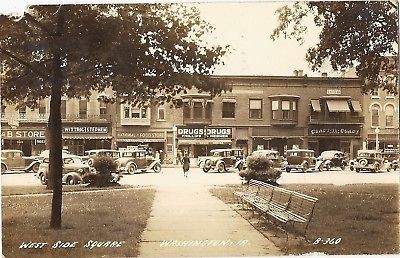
left=326, top=100, right=350, bottom=112
left=178, top=139, right=232, bottom=145
left=62, top=135, right=112, bottom=140
left=222, top=98, right=236, bottom=103
left=350, top=100, right=362, bottom=112
left=118, top=138, right=165, bottom=143
left=311, top=100, right=321, bottom=112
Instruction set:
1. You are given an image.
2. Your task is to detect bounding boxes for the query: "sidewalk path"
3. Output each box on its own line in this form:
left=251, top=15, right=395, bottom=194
left=138, top=181, right=282, bottom=257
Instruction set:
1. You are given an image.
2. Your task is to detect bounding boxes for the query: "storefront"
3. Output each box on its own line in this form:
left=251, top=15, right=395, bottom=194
left=116, top=130, right=166, bottom=159
left=62, top=125, right=112, bottom=155
left=308, top=124, right=362, bottom=159
left=176, top=126, right=233, bottom=157
left=366, top=132, right=399, bottom=151
left=251, top=127, right=306, bottom=155
left=1, top=127, right=47, bottom=156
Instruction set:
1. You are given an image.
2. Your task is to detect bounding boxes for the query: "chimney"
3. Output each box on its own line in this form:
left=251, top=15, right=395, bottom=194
left=293, top=70, right=299, bottom=76
left=322, top=72, right=328, bottom=77
left=298, top=70, right=303, bottom=76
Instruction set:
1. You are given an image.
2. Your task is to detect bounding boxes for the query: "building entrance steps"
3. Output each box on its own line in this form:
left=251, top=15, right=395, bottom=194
left=138, top=183, right=282, bottom=257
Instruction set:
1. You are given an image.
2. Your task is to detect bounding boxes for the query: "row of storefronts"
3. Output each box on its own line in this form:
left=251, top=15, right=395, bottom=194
left=1, top=123, right=369, bottom=160
left=1, top=75, right=398, bottom=160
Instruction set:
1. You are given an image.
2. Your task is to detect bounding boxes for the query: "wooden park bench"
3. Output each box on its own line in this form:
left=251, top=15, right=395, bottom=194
left=235, top=179, right=318, bottom=241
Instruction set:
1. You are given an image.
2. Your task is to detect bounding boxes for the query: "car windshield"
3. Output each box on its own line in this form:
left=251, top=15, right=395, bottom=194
left=232, top=150, right=243, bottom=156
left=121, top=152, right=135, bottom=157
left=95, top=151, right=119, bottom=158
left=358, top=152, right=376, bottom=158
left=63, top=157, right=83, bottom=164
left=213, top=152, right=222, bottom=157
left=288, top=151, right=314, bottom=157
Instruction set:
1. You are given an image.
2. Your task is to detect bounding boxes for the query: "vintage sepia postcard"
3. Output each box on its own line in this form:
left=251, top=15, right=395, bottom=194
left=1, top=1, right=399, bottom=257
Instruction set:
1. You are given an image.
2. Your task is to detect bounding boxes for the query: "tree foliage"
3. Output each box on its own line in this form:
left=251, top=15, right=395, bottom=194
left=0, top=4, right=228, bottom=107
left=271, top=1, right=398, bottom=94
left=0, top=4, right=228, bottom=229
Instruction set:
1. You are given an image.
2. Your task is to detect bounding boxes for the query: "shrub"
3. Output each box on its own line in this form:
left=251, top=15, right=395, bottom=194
left=92, top=156, right=118, bottom=175
left=84, top=156, right=119, bottom=187
left=239, top=155, right=282, bottom=185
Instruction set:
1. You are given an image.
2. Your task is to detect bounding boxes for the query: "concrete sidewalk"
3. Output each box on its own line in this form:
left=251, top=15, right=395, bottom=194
left=138, top=181, right=282, bottom=257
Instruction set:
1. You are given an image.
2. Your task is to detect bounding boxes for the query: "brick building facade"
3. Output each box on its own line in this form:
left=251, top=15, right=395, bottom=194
left=1, top=74, right=373, bottom=161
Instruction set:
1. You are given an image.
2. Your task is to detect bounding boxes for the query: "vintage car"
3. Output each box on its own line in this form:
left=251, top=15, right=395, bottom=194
left=247, top=150, right=284, bottom=170
left=284, top=149, right=319, bottom=172
left=382, top=149, right=399, bottom=171
left=352, top=150, right=391, bottom=173
left=84, top=149, right=120, bottom=166
left=36, top=154, right=93, bottom=185
left=317, top=150, right=346, bottom=171
left=199, top=148, right=244, bottom=173
left=117, top=149, right=161, bottom=174
left=1, top=150, right=41, bottom=174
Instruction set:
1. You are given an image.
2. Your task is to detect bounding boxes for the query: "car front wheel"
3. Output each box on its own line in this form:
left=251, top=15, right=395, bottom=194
left=325, top=162, right=331, bottom=171
left=153, top=163, right=161, bottom=173
left=30, top=163, right=40, bottom=173
left=203, top=160, right=212, bottom=173
left=302, top=163, right=309, bottom=173
left=1, top=164, right=6, bottom=174
left=66, top=176, right=76, bottom=185
left=217, top=163, right=226, bottom=173
left=127, top=164, right=136, bottom=175
left=39, top=173, right=47, bottom=185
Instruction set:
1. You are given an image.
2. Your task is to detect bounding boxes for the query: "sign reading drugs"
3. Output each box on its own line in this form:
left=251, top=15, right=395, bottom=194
left=177, top=127, right=205, bottom=139
left=206, top=128, right=232, bottom=139
left=177, top=127, right=232, bottom=139
left=1, top=129, right=46, bottom=139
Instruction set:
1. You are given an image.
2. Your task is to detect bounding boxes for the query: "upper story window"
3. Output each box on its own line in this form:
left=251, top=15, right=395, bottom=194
left=39, top=100, right=46, bottom=119
left=99, top=101, right=107, bottom=118
left=122, top=105, right=148, bottom=119
left=371, top=88, right=379, bottom=98
left=269, top=97, right=298, bottom=122
left=158, top=107, right=165, bottom=121
left=181, top=97, right=213, bottom=124
left=1, top=105, right=5, bottom=119
left=193, top=101, right=203, bottom=119
left=385, top=105, right=395, bottom=127
left=61, top=100, right=67, bottom=119
left=371, top=104, right=380, bottom=127
left=19, top=106, right=26, bottom=120
left=79, top=99, right=87, bottom=119
left=249, top=99, right=262, bottom=119
left=222, top=99, right=235, bottom=118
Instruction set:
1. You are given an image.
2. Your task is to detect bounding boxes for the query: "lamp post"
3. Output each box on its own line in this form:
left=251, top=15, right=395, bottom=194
left=374, top=128, right=380, bottom=150
left=172, top=125, right=177, bottom=165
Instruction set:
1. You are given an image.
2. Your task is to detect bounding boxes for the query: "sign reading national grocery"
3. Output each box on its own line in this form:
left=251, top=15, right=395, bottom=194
left=308, top=125, right=361, bottom=137
left=1, top=129, right=46, bottom=139
left=63, top=126, right=108, bottom=133
left=117, top=132, right=164, bottom=139
left=177, top=127, right=232, bottom=139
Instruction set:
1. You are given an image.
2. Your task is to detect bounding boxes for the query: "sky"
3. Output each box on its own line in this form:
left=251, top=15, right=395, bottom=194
left=0, top=0, right=340, bottom=77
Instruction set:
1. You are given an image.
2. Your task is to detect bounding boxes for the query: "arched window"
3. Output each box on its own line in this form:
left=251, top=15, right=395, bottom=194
left=385, top=105, right=395, bottom=127
left=371, top=104, right=380, bottom=127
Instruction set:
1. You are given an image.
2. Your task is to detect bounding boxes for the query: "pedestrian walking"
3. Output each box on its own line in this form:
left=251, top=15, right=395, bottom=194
left=176, top=150, right=183, bottom=165
left=182, top=153, right=190, bottom=178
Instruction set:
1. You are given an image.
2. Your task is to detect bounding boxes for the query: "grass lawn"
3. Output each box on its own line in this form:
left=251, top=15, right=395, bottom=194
left=2, top=188, right=155, bottom=258
left=210, top=183, right=399, bottom=255
left=1, top=184, right=146, bottom=196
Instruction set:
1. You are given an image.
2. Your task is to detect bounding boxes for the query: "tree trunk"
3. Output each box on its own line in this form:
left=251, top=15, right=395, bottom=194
left=45, top=123, right=53, bottom=190
left=49, top=7, right=65, bottom=229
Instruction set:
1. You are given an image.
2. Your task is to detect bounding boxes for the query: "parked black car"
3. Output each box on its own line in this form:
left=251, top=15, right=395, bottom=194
left=317, top=150, right=346, bottom=171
